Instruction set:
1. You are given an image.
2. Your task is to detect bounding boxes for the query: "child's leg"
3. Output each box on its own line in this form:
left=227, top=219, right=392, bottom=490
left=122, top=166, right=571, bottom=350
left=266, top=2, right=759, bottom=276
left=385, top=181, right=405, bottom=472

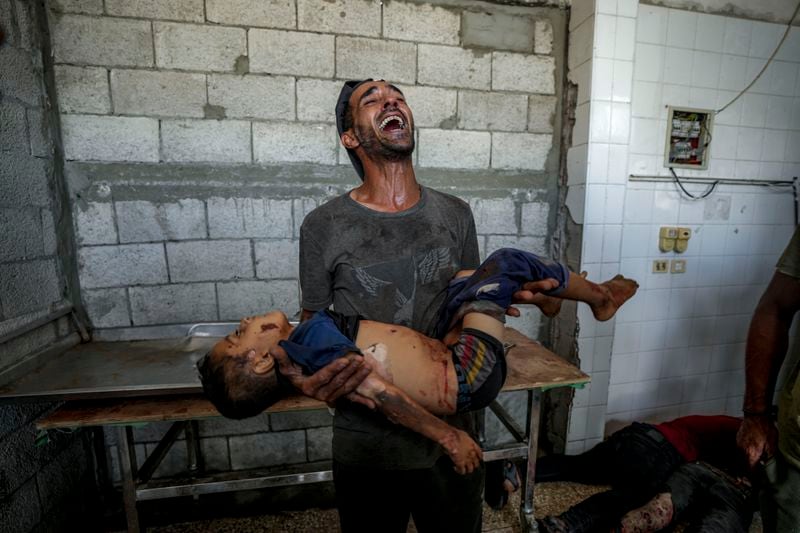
left=556, top=272, right=639, bottom=321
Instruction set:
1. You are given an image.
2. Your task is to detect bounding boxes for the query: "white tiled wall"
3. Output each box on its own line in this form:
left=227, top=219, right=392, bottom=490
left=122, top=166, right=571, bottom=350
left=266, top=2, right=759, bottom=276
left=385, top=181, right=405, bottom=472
left=565, top=0, right=799, bottom=453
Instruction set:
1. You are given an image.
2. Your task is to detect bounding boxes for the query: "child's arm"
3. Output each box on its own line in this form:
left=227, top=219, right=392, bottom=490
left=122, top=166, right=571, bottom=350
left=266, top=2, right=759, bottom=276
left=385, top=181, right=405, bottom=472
left=272, top=347, right=482, bottom=474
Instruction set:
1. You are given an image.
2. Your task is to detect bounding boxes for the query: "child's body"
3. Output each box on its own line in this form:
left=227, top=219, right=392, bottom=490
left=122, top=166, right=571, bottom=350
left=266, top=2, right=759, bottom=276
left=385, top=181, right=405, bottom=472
left=199, top=248, right=638, bottom=473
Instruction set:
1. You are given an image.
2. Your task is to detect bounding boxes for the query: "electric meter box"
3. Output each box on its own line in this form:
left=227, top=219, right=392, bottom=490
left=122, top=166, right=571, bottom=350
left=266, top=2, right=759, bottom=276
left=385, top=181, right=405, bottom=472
left=664, top=106, right=713, bottom=170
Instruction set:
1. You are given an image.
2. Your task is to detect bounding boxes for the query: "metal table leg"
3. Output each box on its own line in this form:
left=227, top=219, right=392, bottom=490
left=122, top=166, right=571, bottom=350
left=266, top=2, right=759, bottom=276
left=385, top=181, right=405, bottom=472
left=117, top=426, right=141, bottom=533
left=520, top=388, right=542, bottom=533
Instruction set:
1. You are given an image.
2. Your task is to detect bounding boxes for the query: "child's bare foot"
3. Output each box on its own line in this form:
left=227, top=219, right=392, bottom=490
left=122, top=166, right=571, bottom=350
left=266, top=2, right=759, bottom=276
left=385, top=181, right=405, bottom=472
left=591, top=275, right=639, bottom=321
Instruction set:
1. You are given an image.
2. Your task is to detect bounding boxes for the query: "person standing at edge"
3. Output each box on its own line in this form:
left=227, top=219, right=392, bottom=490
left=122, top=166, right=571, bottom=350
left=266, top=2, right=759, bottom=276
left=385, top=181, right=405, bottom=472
left=737, top=226, right=800, bottom=533
left=282, top=79, right=542, bottom=533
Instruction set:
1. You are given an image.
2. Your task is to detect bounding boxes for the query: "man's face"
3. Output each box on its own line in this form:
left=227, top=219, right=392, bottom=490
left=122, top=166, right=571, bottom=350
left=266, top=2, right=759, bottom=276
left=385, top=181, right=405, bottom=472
left=347, top=81, right=415, bottom=159
left=209, top=311, right=292, bottom=374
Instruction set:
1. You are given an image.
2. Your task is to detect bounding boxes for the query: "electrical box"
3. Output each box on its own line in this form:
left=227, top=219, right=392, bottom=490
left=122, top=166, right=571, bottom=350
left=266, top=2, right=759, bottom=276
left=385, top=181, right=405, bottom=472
left=664, top=106, right=713, bottom=170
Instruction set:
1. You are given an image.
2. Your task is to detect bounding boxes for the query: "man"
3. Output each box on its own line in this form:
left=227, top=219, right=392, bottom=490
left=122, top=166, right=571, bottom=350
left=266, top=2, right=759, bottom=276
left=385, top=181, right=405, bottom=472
left=292, top=79, right=483, bottom=532
left=535, top=415, right=743, bottom=533
left=737, top=226, right=800, bottom=533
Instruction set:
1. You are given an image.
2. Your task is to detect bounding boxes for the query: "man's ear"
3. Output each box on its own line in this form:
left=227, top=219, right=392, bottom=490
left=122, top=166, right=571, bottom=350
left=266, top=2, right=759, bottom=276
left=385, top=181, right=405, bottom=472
left=341, top=131, right=360, bottom=150
left=247, top=349, right=275, bottom=375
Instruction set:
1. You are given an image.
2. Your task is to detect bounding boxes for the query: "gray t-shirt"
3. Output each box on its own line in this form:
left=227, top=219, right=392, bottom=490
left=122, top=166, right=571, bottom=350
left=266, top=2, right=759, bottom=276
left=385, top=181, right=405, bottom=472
left=300, top=186, right=480, bottom=469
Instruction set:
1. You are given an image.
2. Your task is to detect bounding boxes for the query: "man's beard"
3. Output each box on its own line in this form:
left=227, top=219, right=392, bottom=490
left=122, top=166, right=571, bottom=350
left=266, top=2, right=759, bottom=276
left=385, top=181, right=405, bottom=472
left=355, top=122, right=415, bottom=162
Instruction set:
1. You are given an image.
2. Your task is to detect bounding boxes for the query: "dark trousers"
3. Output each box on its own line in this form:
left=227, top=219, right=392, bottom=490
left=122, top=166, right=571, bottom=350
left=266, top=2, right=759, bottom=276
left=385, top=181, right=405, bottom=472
left=535, top=422, right=684, bottom=532
left=333, top=455, right=484, bottom=533
left=666, top=462, right=753, bottom=533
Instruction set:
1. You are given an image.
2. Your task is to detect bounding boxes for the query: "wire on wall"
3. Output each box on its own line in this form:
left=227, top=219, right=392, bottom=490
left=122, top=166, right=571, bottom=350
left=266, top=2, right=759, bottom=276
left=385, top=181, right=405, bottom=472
left=716, top=0, right=800, bottom=114
left=669, top=168, right=718, bottom=200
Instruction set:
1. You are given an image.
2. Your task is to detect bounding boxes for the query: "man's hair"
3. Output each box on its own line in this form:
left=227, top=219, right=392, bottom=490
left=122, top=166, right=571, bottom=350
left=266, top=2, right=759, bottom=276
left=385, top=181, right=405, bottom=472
left=197, top=351, right=286, bottom=419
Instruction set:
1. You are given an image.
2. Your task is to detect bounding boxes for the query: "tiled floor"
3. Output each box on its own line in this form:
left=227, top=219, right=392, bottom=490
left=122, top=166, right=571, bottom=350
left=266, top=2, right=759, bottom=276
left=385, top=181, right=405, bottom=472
left=147, top=481, right=762, bottom=533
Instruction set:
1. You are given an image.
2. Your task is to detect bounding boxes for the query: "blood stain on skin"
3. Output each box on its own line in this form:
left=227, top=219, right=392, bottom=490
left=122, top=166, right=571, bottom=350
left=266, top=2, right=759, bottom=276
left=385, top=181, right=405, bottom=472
left=261, top=324, right=278, bottom=331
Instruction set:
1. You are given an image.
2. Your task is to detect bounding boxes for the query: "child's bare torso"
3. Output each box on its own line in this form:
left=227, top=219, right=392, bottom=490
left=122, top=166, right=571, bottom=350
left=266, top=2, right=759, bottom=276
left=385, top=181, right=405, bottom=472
left=355, top=321, right=459, bottom=415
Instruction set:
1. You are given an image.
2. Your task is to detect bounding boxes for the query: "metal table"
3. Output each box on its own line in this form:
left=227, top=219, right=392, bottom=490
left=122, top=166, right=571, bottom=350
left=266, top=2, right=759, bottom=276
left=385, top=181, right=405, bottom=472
left=0, top=324, right=589, bottom=532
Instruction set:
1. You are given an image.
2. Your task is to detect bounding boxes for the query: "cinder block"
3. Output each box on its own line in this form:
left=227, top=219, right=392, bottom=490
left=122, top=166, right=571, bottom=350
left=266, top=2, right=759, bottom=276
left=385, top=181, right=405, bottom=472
left=296, top=79, right=341, bottom=123
left=217, top=280, right=298, bottom=319
left=534, top=19, right=554, bottom=55
left=470, top=198, right=517, bottom=235
left=0, top=101, right=28, bottom=153
left=528, top=95, right=557, bottom=133
left=78, top=244, right=168, bottom=288
left=54, top=66, right=110, bottom=114
left=166, top=240, right=253, bottom=282
left=74, top=201, right=117, bottom=245
left=271, top=409, right=332, bottom=430
left=307, top=426, right=333, bottom=461
left=51, top=15, right=153, bottom=67
left=254, top=240, right=299, bottom=279
left=154, top=22, right=245, bottom=72
left=105, top=0, right=203, bottom=21
left=383, top=2, right=459, bottom=45
left=115, top=199, right=207, bottom=243
left=418, top=44, right=491, bottom=90
left=0, top=259, right=61, bottom=317
left=249, top=29, right=334, bottom=77
left=293, top=198, right=321, bottom=238
left=0, top=208, right=43, bottom=262
left=200, top=437, right=230, bottom=472
left=398, top=85, right=457, bottom=128
left=61, top=115, right=159, bottom=162
left=47, top=0, right=103, bottom=14
left=0, top=46, right=40, bottom=107
left=14, top=1, right=34, bottom=51
left=461, top=11, right=534, bottom=53
left=42, top=210, right=58, bottom=255
left=161, top=119, right=251, bottom=163
left=207, top=197, right=293, bottom=239
left=491, top=132, right=551, bottom=170
left=417, top=129, right=490, bottom=169
left=26, top=109, right=53, bottom=157
left=457, top=91, right=528, bottom=132
left=129, top=283, right=217, bottom=325
left=253, top=122, right=337, bottom=165
left=199, top=413, right=270, bottom=437
left=82, top=288, right=131, bottom=328
left=521, top=203, right=551, bottom=235
left=492, top=52, right=555, bottom=94
left=207, top=74, right=294, bottom=120
left=111, top=70, right=206, bottom=118
left=206, top=0, right=295, bottom=29
left=0, top=155, right=50, bottom=206
left=336, top=37, right=416, bottom=85
left=486, top=235, right=547, bottom=256
left=297, top=0, right=380, bottom=37
left=229, top=430, right=306, bottom=469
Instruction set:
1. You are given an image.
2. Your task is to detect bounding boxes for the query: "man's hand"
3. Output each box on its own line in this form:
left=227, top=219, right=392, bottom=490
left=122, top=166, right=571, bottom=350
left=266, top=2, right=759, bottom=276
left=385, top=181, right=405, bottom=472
left=736, top=414, right=778, bottom=469
left=439, top=428, right=483, bottom=475
left=507, top=278, right=560, bottom=317
left=271, top=345, right=372, bottom=404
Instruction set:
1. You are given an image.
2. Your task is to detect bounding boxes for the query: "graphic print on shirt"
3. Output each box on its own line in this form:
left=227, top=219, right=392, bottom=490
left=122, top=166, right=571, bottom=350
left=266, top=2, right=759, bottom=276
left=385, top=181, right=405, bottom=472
left=351, top=247, right=456, bottom=327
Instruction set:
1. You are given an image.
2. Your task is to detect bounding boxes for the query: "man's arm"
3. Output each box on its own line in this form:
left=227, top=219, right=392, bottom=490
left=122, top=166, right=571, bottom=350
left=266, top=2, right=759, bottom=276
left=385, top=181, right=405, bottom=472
left=737, top=271, right=800, bottom=467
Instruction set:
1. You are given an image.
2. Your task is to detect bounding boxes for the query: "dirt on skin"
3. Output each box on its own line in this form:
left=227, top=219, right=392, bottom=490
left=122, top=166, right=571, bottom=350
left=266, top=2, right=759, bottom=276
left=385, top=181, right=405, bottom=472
left=591, top=275, right=639, bottom=321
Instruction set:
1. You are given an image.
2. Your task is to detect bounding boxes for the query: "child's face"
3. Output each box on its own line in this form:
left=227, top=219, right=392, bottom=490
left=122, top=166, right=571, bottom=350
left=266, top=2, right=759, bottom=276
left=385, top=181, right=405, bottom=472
left=210, top=311, right=293, bottom=375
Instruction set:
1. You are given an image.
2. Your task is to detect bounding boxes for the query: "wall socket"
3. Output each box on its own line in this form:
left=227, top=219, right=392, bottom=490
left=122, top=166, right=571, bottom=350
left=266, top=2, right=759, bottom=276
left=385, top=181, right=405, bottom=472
left=653, top=260, right=669, bottom=273
left=671, top=259, right=686, bottom=273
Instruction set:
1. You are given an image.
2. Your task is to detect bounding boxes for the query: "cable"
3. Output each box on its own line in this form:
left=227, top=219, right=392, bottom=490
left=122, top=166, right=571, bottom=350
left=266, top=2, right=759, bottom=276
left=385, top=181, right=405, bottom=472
left=716, top=0, right=800, bottom=114
left=670, top=168, right=718, bottom=200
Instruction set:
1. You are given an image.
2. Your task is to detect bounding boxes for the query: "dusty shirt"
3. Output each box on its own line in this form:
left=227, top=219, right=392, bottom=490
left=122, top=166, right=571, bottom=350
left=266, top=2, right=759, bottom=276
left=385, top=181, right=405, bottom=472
left=300, top=186, right=479, bottom=469
left=776, top=226, right=800, bottom=469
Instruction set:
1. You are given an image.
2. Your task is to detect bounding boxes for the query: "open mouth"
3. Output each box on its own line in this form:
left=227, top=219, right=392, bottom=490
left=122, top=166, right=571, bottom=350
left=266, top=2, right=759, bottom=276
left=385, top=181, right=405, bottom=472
left=378, top=114, right=406, bottom=133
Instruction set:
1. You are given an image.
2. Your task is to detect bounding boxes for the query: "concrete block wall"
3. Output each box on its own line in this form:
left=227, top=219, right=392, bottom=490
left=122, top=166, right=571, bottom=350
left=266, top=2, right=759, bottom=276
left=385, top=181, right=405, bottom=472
left=0, top=1, right=100, bottom=530
left=48, top=0, right=569, bottom=481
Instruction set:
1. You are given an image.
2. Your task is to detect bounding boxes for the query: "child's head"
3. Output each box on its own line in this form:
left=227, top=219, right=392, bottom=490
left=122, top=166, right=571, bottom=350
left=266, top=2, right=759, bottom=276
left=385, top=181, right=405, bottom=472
left=197, top=311, right=293, bottom=419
